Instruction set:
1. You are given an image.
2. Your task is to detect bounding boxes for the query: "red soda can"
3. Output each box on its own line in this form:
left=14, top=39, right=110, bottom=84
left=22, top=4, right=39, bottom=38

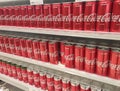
left=20, top=38, right=28, bottom=57
left=5, top=7, right=10, bottom=26
left=14, top=37, right=22, bottom=56
left=16, top=63, right=23, bottom=81
left=0, top=8, right=3, bottom=25
left=48, top=41, right=59, bottom=64
left=62, top=78, right=70, bottom=91
left=60, top=42, right=65, bottom=64
left=84, top=1, right=97, bottom=31
left=54, top=76, right=62, bottom=91
left=32, top=40, right=41, bottom=60
left=40, top=40, right=49, bottom=62
left=26, top=39, right=34, bottom=58
left=27, top=66, right=34, bottom=85
left=110, top=0, right=120, bottom=32
left=0, top=60, right=3, bottom=73
left=47, top=73, right=54, bottom=91
left=96, top=46, right=110, bottom=76
left=96, top=0, right=112, bottom=32
left=52, top=3, right=62, bottom=29
left=40, top=71, right=47, bottom=90
left=109, top=48, right=120, bottom=79
left=35, top=5, right=43, bottom=28
left=64, top=43, right=75, bottom=68
left=85, top=45, right=97, bottom=73
left=62, top=3, right=72, bottom=30
left=0, top=36, right=5, bottom=52
left=28, top=5, right=36, bottom=27
left=9, top=37, right=16, bottom=54
left=43, top=4, right=52, bottom=28
left=80, top=83, right=91, bottom=91
left=75, top=43, right=85, bottom=70
left=2, top=61, right=8, bottom=75
left=6, top=61, right=12, bottom=77
left=71, top=80, right=80, bottom=91
left=17, top=6, right=22, bottom=26
left=73, top=2, right=84, bottom=30
left=21, top=66, right=28, bottom=83
left=3, top=7, right=8, bottom=25
left=33, top=68, right=40, bottom=88
left=21, top=5, right=29, bottom=27
left=9, top=6, right=15, bottom=26
left=11, top=63, right=17, bottom=79
left=3, top=36, right=11, bottom=53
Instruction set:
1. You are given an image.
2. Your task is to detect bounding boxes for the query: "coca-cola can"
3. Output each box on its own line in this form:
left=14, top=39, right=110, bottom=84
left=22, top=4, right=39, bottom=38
left=0, top=60, right=3, bottom=73
left=40, top=71, right=47, bottom=90
left=85, top=45, right=97, bottom=73
left=32, top=40, right=41, bottom=60
left=16, top=63, right=23, bottom=81
left=11, top=63, right=17, bottom=79
left=26, top=39, right=34, bottom=58
left=21, top=66, right=28, bottom=83
left=20, top=38, right=28, bottom=57
left=96, top=46, right=110, bottom=76
left=6, top=61, right=12, bottom=77
left=71, top=80, right=80, bottom=91
left=75, top=43, right=85, bottom=70
left=47, top=73, right=54, bottom=91
left=73, top=2, right=84, bottom=30
left=54, top=76, right=62, bottom=91
left=9, top=6, right=15, bottom=26
left=35, top=5, right=43, bottom=28
left=9, top=37, right=16, bottom=54
left=60, top=42, right=65, bottom=64
left=14, top=37, right=22, bottom=56
left=62, top=3, right=72, bottom=30
left=110, top=0, right=120, bottom=32
left=52, top=3, right=62, bottom=29
left=43, top=4, right=52, bottom=28
left=64, top=43, right=75, bottom=68
left=0, top=8, right=3, bottom=25
left=2, top=7, right=8, bottom=25
left=80, top=83, right=91, bottom=91
left=2, top=60, right=8, bottom=75
left=0, top=36, right=5, bottom=52
left=84, top=1, right=97, bottom=31
left=109, top=48, right=120, bottom=79
left=96, top=0, right=112, bottom=32
left=40, top=40, right=49, bottom=62
left=62, top=78, right=70, bottom=91
left=48, top=40, right=59, bottom=64
left=5, top=7, right=10, bottom=26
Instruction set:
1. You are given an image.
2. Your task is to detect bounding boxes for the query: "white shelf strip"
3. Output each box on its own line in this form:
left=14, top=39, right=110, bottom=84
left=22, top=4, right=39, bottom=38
left=0, top=52, right=119, bottom=87
left=0, top=26, right=120, bottom=41
left=0, top=74, right=45, bottom=91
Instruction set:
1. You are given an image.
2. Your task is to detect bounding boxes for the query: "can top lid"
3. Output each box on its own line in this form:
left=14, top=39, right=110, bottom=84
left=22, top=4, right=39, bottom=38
left=86, top=44, right=96, bottom=48
left=41, top=39, right=48, bottom=42
left=111, top=47, right=120, bottom=52
left=47, top=73, right=54, bottom=78
left=40, top=71, right=46, bottom=76
left=62, top=78, right=70, bottom=83
left=98, top=46, right=109, bottom=50
left=71, top=80, right=80, bottom=86
left=54, top=75, right=61, bottom=80
left=76, top=43, right=85, bottom=47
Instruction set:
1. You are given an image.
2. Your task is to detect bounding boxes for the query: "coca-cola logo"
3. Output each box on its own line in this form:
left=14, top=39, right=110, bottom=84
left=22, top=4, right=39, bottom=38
left=0, top=15, right=4, bottom=20
left=97, top=13, right=111, bottom=22
left=22, top=47, right=27, bottom=51
left=3, top=15, right=10, bottom=20
left=22, top=73, right=27, bottom=77
left=34, top=49, right=40, bottom=54
left=54, top=84, right=62, bottom=89
left=5, top=44, right=9, bottom=48
left=47, top=82, right=54, bottom=86
left=34, top=77, right=39, bottom=82
left=84, top=13, right=96, bottom=22
left=44, top=15, right=52, bottom=21
left=85, top=59, right=96, bottom=65
left=62, top=87, right=70, bottom=91
left=16, top=46, right=21, bottom=51
left=29, top=15, right=36, bottom=21
left=22, top=15, right=29, bottom=21
left=49, top=51, right=58, bottom=57
left=9, top=15, right=15, bottom=21
left=28, top=75, right=33, bottom=79
left=9, top=45, right=15, bottom=49
left=27, top=48, right=32, bottom=53
left=53, top=14, right=62, bottom=22
left=61, top=52, right=64, bottom=57
left=97, top=61, right=108, bottom=68
left=62, top=14, right=72, bottom=22
left=109, top=63, right=117, bottom=70
left=75, top=56, right=84, bottom=62
left=40, top=50, right=48, bottom=55
left=65, top=54, right=74, bottom=61
left=116, top=65, right=120, bottom=71
left=112, top=14, right=120, bottom=22
left=73, top=14, right=84, bottom=22
left=15, top=15, right=22, bottom=21
left=36, top=15, right=43, bottom=21
left=40, top=79, right=46, bottom=84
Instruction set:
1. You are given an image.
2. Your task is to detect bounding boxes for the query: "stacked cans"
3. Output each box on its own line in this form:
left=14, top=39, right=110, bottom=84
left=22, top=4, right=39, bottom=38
left=0, top=1, right=119, bottom=32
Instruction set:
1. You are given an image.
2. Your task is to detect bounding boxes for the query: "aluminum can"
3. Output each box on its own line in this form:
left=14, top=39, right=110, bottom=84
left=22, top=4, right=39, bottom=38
left=71, top=80, right=80, bottom=91
left=40, top=40, right=49, bottom=62
left=84, top=1, right=97, bottom=31
left=40, top=71, right=47, bottom=90
left=16, top=63, right=23, bottom=81
left=73, top=2, right=84, bottom=30
left=9, top=37, right=16, bottom=54
left=21, top=66, right=28, bottom=83
left=5, top=7, right=10, bottom=26
left=32, top=40, right=41, bottom=60
left=75, top=43, right=85, bottom=70
left=62, top=78, right=70, bottom=91
left=54, top=76, right=62, bottom=91
left=9, top=6, right=15, bottom=26
left=96, top=0, right=112, bottom=32
left=85, top=45, right=96, bottom=73
left=6, top=61, right=12, bottom=77
left=0, top=8, right=3, bottom=25
left=0, top=60, right=3, bottom=73
left=60, top=42, right=65, bottom=64
left=52, top=3, right=62, bottom=29
left=2, top=61, right=8, bottom=75
left=48, top=41, right=59, bottom=64
left=0, top=36, right=5, bottom=52
left=64, top=43, right=75, bottom=68
left=109, top=48, right=120, bottom=79
left=47, top=73, right=54, bottom=91
left=62, top=3, right=72, bottom=30
left=110, top=0, right=120, bottom=32
left=11, top=63, right=17, bottom=79
left=35, top=5, right=43, bottom=28
left=96, top=46, right=110, bottom=76
left=43, top=4, right=52, bottom=28
left=2, top=7, right=8, bottom=25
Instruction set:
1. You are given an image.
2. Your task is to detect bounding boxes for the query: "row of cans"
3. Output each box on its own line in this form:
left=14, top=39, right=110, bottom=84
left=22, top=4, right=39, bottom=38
left=0, top=35, right=119, bottom=80
left=0, top=59, right=114, bottom=91
left=0, top=0, right=120, bottom=32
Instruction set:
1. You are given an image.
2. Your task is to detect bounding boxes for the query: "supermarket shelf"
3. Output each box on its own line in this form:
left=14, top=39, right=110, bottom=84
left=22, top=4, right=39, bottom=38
left=0, top=73, right=45, bottom=91
left=0, top=26, right=120, bottom=41
left=0, top=52, right=120, bottom=87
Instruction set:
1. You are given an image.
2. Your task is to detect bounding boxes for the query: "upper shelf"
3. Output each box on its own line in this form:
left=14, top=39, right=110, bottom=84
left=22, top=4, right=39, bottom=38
left=0, top=26, right=120, bottom=41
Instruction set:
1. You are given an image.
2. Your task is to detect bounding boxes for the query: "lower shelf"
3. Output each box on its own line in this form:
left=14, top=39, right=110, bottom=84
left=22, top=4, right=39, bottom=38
left=0, top=73, right=45, bottom=91
left=0, top=52, right=119, bottom=87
